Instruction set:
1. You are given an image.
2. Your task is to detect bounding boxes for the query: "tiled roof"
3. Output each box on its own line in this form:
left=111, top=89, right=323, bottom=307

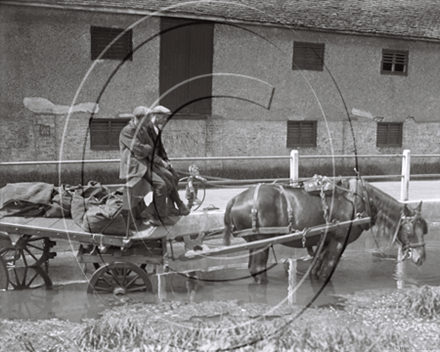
left=5, top=0, right=440, bottom=41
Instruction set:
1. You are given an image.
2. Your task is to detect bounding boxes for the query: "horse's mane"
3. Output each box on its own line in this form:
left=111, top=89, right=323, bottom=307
left=362, top=181, right=404, bottom=240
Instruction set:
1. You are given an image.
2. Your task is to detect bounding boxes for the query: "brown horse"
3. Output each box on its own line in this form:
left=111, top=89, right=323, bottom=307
left=223, top=178, right=427, bottom=284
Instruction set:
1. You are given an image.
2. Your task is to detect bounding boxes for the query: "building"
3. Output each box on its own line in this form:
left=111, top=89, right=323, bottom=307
left=1, top=0, right=440, bottom=177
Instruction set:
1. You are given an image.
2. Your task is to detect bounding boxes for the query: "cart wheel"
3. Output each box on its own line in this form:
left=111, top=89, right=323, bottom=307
left=0, top=256, right=8, bottom=290
left=0, top=235, right=56, bottom=268
left=7, top=265, right=53, bottom=290
left=87, top=262, right=152, bottom=295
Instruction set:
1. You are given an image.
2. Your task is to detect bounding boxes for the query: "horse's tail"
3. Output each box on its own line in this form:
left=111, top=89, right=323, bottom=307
left=223, top=197, right=235, bottom=246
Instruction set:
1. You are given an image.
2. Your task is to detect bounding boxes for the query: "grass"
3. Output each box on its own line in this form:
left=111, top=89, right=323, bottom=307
left=74, top=314, right=412, bottom=352
left=397, top=285, right=440, bottom=319
left=2, top=286, right=440, bottom=351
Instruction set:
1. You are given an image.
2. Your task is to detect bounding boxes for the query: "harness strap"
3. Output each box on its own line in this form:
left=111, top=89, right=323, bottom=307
left=391, top=214, right=404, bottom=245
left=274, top=184, right=294, bottom=231
left=359, top=176, right=372, bottom=221
left=251, top=183, right=262, bottom=232
left=393, top=214, right=426, bottom=250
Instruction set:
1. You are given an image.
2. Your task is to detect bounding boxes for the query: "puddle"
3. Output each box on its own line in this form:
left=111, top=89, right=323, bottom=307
left=1, top=227, right=439, bottom=323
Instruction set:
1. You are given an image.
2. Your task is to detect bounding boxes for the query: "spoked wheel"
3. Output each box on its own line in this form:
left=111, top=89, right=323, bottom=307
left=0, top=235, right=55, bottom=290
left=0, top=235, right=56, bottom=268
left=87, top=262, right=153, bottom=295
left=0, top=256, right=8, bottom=290
left=6, top=265, right=53, bottom=290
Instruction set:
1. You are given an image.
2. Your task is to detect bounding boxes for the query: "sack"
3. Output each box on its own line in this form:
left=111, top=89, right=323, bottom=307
left=82, top=195, right=127, bottom=235
left=303, top=175, right=335, bottom=196
left=71, top=181, right=127, bottom=236
left=44, top=185, right=75, bottom=218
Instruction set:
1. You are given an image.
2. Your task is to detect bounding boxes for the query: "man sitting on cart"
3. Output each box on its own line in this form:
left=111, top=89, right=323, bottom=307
left=119, top=106, right=175, bottom=226
left=146, top=105, right=190, bottom=217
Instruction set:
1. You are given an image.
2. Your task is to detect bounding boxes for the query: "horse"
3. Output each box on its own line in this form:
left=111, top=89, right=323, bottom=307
left=222, top=177, right=428, bottom=284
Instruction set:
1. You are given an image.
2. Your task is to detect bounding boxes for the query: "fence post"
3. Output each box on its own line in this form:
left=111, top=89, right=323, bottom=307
left=400, top=149, right=410, bottom=201
left=290, top=150, right=299, bottom=183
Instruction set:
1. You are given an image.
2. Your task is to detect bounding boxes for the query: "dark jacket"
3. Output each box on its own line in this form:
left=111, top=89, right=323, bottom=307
left=146, top=122, right=169, bottom=163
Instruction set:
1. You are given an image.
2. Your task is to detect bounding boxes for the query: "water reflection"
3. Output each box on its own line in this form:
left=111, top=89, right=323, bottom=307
left=0, top=231, right=439, bottom=322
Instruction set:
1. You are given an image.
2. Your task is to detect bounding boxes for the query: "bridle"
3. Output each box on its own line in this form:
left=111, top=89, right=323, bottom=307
left=392, top=212, right=426, bottom=260
left=336, top=178, right=426, bottom=261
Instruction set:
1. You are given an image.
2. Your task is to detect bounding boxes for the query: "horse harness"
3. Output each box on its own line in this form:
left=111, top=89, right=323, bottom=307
left=250, top=183, right=326, bottom=249
left=251, top=183, right=294, bottom=232
left=340, top=177, right=426, bottom=259
left=391, top=212, right=426, bottom=260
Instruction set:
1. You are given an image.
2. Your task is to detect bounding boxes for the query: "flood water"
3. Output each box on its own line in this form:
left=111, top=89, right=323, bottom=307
left=1, top=226, right=439, bottom=323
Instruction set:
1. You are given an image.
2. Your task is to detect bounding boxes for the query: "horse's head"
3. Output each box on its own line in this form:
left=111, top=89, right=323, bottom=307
left=395, top=201, right=427, bottom=266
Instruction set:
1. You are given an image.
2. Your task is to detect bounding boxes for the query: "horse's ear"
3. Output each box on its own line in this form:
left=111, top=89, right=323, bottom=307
left=414, top=201, right=423, bottom=214
left=403, top=203, right=412, bottom=216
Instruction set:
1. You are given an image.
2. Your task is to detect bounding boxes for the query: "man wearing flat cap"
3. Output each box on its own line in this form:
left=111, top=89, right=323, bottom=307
left=147, top=105, right=190, bottom=217
left=119, top=106, right=174, bottom=226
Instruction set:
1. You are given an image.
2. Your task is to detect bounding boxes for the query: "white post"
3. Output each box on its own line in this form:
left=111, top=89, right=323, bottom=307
left=396, top=247, right=405, bottom=290
left=290, top=150, right=299, bottom=184
left=287, top=259, right=297, bottom=305
left=400, top=149, right=410, bottom=202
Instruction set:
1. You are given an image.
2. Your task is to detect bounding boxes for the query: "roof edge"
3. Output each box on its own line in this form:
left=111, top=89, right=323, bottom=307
left=3, top=1, right=440, bottom=44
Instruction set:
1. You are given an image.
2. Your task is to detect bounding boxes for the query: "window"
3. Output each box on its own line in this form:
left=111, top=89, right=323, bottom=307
left=90, top=118, right=129, bottom=150
left=292, top=42, right=325, bottom=71
left=286, top=121, right=317, bottom=147
left=160, top=18, right=214, bottom=118
left=381, top=49, right=408, bottom=76
left=376, top=122, right=403, bottom=147
left=91, top=26, right=133, bottom=61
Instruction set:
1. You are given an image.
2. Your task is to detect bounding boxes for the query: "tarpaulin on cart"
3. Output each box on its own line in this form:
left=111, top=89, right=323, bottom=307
left=0, top=182, right=54, bottom=218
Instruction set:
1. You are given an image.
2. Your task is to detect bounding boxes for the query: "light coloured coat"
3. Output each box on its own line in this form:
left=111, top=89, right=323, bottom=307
left=119, top=120, right=153, bottom=196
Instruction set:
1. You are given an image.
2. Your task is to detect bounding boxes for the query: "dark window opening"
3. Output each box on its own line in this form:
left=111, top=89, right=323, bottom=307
left=381, top=49, right=408, bottom=76
left=287, top=121, right=317, bottom=148
left=91, top=26, right=133, bottom=61
left=292, top=42, right=325, bottom=71
left=376, top=122, right=403, bottom=147
left=160, top=18, right=214, bottom=118
left=90, top=118, right=130, bottom=150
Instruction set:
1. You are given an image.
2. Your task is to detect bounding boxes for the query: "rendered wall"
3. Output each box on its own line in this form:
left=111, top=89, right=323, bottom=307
left=1, top=4, right=440, bottom=178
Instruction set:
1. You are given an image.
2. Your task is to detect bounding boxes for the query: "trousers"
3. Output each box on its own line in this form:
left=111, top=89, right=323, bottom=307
left=143, top=169, right=168, bottom=217
left=153, top=164, right=183, bottom=206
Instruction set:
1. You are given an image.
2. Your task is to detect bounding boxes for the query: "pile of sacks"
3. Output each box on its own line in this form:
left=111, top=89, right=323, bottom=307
left=0, top=181, right=127, bottom=235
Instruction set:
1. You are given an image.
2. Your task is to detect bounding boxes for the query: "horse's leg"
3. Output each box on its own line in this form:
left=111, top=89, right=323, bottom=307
left=248, top=247, right=270, bottom=284
left=310, top=245, right=329, bottom=278
left=317, top=237, right=345, bottom=280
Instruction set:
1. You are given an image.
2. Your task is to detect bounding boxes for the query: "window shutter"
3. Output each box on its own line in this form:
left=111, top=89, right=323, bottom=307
left=90, top=118, right=129, bottom=150
left=377, top=123, right=403, bottom=147
left=381, top=49, right=408, bottom=75
left=293, top=42, right=325, bottom=71
left=287, top=121, right=317, bottom=147
left=90, top=120, right=110, bottom=149
left=91, top=26, right=132, bottom=61
left=109, top=120, right=128, bottom=148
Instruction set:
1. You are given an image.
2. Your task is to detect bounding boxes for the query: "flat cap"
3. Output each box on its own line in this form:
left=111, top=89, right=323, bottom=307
left=149, top=105, right=171, bottom=115
left=132, top=106, right=150, bottom=118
